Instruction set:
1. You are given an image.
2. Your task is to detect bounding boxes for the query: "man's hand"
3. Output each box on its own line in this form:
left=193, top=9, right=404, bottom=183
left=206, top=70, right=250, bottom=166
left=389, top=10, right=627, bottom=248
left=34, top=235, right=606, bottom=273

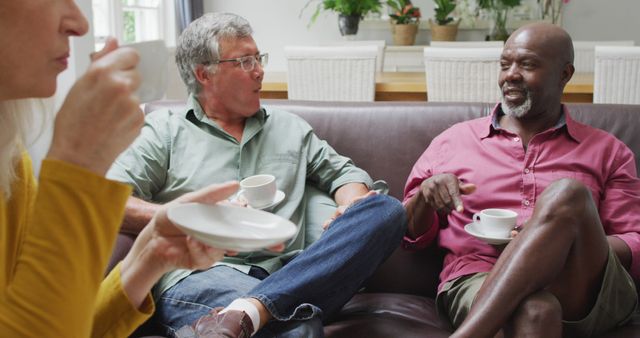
left=419, top=173, right=476, bottom=214
left=405, top=173, right=475, bottom=239
left=510, top=227, right=522, bottom=239
left=322, top=191, right=377, bottom=230
left=47, top=37, right=144, bottom=176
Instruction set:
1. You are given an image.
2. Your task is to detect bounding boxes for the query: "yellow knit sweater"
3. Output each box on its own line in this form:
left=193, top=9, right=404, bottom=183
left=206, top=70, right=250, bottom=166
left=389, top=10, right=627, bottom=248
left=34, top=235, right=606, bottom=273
left=0, top=153, right=153, bottom=337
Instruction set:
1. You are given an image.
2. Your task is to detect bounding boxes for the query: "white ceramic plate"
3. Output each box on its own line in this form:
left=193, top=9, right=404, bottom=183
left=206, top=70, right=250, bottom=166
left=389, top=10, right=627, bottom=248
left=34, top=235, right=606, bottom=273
left=167, top=203, right=297, bottom=251
left=464, top=222, right=512, bottom=245
left=238, top=190, right=286, bottom=210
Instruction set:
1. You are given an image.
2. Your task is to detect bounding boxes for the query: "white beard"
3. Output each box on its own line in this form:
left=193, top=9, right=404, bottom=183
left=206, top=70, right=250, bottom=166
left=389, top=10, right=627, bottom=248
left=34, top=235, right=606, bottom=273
left=500, top=84, right=532, bottom=118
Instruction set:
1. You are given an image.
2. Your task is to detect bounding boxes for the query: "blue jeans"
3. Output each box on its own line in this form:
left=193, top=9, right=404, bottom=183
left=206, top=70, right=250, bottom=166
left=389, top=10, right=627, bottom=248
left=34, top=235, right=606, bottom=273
left=142, top=194, right=407, bottom=337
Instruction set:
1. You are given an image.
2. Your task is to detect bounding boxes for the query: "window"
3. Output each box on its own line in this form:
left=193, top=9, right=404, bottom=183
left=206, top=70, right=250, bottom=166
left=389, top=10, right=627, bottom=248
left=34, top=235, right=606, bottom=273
left=92, top=0, right=175, bottom=50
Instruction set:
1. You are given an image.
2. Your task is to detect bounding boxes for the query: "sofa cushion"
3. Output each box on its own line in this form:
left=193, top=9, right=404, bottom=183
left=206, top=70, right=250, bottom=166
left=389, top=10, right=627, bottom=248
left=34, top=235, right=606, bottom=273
left=324, top=294, right=451, bottom=338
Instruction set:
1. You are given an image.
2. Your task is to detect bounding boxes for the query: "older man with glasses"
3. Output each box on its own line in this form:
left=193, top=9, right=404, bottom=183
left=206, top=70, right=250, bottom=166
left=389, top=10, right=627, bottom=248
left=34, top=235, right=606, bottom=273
left=107, top=12, right=407, bottom=338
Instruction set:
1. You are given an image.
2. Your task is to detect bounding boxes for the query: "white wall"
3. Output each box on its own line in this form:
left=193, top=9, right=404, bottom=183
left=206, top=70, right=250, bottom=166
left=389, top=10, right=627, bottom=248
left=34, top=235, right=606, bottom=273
left=205, top=0, right=640, bottom=72
left=204, top=0, right=357, bottom=72
left=562, top=0, right=640, bottom=43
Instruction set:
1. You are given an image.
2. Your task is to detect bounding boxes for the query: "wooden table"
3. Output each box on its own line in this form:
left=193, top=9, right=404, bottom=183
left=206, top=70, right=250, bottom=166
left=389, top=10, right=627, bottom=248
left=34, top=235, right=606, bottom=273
left=261, top=72, right=594, bottom=103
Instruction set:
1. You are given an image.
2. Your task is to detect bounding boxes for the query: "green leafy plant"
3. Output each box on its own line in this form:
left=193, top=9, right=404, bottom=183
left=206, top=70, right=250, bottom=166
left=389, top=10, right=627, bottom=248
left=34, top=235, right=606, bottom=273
left=387, top=0, right=422, bottom=25
left=476, top=0, right=521, bottom=40
left=433, top=0, right=456, bottom=25
left=538, top=0, right=570, bottom=24
left=303, top=0, right=383, bottom=26
left=476, top=0, right=521, bottom=9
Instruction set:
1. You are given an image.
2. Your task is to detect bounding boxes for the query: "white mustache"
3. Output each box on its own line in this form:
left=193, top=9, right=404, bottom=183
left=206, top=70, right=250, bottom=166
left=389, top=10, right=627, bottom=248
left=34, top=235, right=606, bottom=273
left=502, top=83, right=528, bottom=92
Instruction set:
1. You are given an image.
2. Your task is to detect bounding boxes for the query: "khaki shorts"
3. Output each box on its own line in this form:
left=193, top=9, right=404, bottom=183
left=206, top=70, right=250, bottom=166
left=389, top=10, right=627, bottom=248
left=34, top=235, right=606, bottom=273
left=436, top=247, right=638, bottom=337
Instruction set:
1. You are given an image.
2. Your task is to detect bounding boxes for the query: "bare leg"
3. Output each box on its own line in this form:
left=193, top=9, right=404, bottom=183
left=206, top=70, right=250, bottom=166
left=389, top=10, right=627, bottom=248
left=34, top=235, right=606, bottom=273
left=503, top=290, right=562, bottom=338
left=248, top=298, right=271, bottom=328
left=452, top=179, right=610, bottom=338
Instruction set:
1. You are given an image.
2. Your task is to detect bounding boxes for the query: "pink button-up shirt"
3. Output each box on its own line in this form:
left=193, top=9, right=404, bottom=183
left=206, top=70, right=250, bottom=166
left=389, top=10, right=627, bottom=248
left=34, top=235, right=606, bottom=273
left=403, top=105, right=640, bottom=292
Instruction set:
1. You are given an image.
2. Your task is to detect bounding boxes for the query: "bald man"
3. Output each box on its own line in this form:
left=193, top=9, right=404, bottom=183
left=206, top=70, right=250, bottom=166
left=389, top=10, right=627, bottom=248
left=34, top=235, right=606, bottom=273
left=403, top=23, right=639, bottom=338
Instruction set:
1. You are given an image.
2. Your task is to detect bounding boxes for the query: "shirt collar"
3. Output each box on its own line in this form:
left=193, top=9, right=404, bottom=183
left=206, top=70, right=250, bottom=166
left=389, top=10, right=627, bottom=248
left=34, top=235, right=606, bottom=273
left=184, top=93, right=270, bottom=126
left=483, top=103, right=581, bottom=142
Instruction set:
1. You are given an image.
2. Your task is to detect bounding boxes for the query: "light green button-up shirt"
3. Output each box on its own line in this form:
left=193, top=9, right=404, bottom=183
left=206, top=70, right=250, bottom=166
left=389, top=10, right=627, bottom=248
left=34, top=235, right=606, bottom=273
left=107, top=95, right=373, bottom=295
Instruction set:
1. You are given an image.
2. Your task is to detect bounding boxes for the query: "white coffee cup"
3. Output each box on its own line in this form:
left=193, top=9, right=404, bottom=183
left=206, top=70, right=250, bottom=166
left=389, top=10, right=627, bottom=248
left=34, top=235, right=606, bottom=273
left=473, top=208, right=518, bottom=238
left=240, top=174, right=277, bottom=208
left=122, top=40, right=169, bottom=103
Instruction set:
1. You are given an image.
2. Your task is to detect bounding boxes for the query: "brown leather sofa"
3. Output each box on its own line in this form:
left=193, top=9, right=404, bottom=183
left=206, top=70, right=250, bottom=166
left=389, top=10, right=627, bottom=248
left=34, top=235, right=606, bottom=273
left=113, top=100, right=640, bottom=337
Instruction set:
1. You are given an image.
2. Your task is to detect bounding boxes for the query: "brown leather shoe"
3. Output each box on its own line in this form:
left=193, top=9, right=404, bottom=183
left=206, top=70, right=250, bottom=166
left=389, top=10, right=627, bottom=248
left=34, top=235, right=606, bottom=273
left=192, top=307, right=254, bottom=338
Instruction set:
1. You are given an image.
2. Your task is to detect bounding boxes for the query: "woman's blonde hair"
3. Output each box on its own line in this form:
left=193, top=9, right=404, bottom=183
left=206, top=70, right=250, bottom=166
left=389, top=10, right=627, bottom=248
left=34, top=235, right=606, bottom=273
left=0, top=99, right=48, bottom=198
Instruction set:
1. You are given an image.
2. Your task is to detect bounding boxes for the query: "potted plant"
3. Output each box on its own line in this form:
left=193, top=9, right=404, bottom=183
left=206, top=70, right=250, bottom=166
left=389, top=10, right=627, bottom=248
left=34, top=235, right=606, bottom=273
left=303, top=0, right=383, bottom=36
left=429, top=0, right=460, bottom=41
left=538, top=0, right=570, bottom=24
left=476, top=0, right=522, bottom=41
left=387, top=0, right=422, bottom=45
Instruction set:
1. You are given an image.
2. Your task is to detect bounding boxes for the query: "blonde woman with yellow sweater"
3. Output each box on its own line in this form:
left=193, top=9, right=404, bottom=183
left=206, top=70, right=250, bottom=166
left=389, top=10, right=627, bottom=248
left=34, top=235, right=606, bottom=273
left=0, top=1, right=235, bottom=337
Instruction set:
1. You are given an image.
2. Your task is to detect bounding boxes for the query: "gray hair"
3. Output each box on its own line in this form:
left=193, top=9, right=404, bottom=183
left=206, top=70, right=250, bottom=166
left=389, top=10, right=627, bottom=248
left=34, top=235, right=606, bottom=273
left=175, top=13, right=253, bottom=95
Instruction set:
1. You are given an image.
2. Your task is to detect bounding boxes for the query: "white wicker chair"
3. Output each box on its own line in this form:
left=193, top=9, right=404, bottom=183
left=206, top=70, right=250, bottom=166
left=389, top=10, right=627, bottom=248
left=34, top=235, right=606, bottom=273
left=321, top=40, right=386, bottom=73
left=593, top=46, right=640, bottom=104
left=284, top=45, right=377, bottom=102
left=430, top=41, right=504, bottom=48
left=573, top=40, right=634, bottom=73
left=423, top=47, right=502, bottom=102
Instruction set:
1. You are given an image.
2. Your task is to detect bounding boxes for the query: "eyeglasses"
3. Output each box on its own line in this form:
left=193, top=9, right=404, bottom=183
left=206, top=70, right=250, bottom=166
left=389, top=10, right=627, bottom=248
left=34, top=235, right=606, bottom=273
left=211, top=53, right=269, bottom=72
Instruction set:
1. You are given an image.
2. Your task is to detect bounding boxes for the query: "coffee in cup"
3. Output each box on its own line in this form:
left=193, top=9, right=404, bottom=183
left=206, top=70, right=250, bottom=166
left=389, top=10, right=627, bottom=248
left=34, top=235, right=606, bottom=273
left=240, top=174, right=277, bottom=208
left=472, top=208, right=517, bottom=238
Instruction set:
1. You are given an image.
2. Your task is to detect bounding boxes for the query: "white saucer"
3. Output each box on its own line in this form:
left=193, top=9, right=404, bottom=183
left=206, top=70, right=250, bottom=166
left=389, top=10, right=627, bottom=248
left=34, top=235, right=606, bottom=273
left=239, top=190, right=286, bottom=210
left=464, top=222, right=512, bottom=245
left=167, top=203, right=297, bottom=252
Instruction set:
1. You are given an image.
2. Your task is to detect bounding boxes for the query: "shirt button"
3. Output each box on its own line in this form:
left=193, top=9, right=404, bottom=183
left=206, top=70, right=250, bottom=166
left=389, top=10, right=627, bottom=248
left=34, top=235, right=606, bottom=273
left=523, top=200, right=530, bottom=206
left=524, top=168, right=530, bottom=174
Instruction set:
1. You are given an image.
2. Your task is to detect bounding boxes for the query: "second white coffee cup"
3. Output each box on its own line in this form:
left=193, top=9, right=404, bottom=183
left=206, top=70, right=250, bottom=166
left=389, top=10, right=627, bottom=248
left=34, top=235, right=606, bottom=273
left=473, top=208, right=517, bottom=238
left=240, top=174, right=277, bottom=208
